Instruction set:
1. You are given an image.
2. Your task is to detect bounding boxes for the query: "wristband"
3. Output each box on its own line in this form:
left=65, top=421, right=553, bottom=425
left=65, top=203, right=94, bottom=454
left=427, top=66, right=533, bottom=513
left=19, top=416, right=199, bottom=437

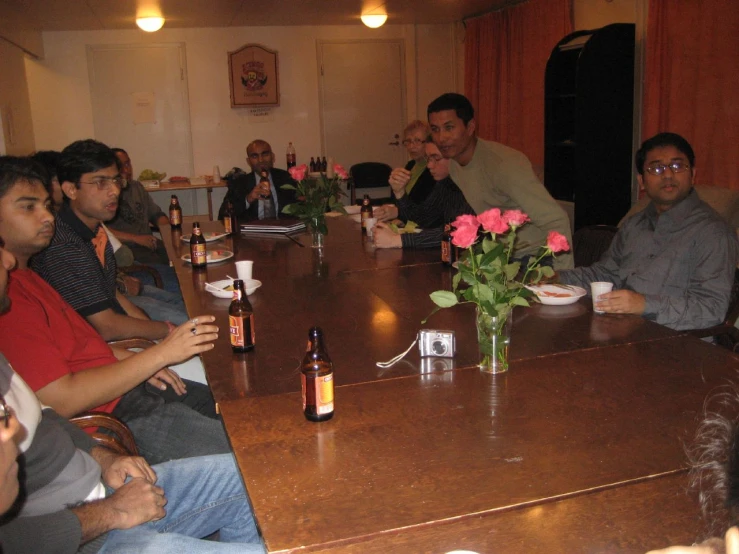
left=165, top=321, right=177, bottom=334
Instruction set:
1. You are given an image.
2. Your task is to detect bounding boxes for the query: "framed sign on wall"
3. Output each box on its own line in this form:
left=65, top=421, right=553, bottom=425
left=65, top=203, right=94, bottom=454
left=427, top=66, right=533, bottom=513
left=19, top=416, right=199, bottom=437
left=228, top=43, right=280, bottom=108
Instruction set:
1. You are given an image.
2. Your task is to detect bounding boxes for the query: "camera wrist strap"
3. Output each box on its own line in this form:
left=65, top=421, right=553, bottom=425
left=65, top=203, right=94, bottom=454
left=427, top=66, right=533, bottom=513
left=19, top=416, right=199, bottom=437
left=376, top=334, right=418, bottom=368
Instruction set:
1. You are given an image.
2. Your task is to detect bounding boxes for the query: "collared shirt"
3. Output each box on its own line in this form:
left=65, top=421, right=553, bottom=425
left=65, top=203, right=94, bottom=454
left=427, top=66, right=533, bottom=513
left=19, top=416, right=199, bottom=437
left=559, top=189, right=739, bottom=330
left=31, top=203, right=125, bottom=317
left=245, top=172, right=280, bottom=219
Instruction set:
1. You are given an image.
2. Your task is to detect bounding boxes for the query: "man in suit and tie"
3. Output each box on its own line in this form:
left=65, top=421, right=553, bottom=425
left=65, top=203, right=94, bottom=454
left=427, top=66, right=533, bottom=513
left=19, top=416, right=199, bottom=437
left=218, top=139, right=297, bottom=222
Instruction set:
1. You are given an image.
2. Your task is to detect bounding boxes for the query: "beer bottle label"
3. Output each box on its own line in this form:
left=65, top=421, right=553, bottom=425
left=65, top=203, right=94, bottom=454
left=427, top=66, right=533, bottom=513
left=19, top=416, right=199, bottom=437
left=316, top=373, right=334, bottom=415
left=191, top=243, right=207, bottom=264
left=229, top=315, right=245, bottom=347
left=301, top=372, right=334, bottom=415
left=224, top=217, right=233, bottom=234
left=361, top=211, right=369, bottom=228
left=441, top=241, right=450, bottom=263
left=170, top=210, right=181, bottom=225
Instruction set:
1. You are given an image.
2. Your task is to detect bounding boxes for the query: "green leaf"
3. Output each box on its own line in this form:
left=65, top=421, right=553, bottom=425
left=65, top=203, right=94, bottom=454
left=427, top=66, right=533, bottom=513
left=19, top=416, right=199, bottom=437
left=503, top=262, right=520, bottom=280
left=430, top=290, right=458, bottom=308
left=510, top=296, right=530, bottom=307
left=452, top=272, right=461, bottom=291
left=541, top=266, right=555, bottom=278
left=282, top=204, right=297, bottom=214
left=280, top=184, right=297, bottom=191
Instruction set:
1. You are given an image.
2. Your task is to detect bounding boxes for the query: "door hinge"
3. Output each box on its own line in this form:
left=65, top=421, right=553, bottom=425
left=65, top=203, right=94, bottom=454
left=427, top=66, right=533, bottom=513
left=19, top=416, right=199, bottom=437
left=320, top=64, right=324, bottom=76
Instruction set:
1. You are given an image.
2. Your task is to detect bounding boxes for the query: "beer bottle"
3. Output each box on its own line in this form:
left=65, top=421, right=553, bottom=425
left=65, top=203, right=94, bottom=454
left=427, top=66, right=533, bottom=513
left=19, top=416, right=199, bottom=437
left=259, top=170, right=274, bottom=219
left=309, top=157, right=316, bottom=172
left=286, top=142, right=297, bottom=169
left=223, top=201, right=235, bottom=235
left=320, top=156, right=327, bottom=172
left=229, top=279, right=255, bottom=352
left=360, top=194, right=373, bottom=234
left=169, top=195, right=182, bottom=228
left=190, top=222, right=207, bottom=268
left=441, top=220, right=457, bottom=266
left=301, top=327, right=334, bottom=422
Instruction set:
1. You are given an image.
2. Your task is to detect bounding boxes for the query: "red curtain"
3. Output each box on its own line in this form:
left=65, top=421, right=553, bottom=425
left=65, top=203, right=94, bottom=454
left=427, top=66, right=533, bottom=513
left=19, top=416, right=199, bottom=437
left=464, top=0, right=572, bottom=168
left=643, top=0, right=739, bottom=189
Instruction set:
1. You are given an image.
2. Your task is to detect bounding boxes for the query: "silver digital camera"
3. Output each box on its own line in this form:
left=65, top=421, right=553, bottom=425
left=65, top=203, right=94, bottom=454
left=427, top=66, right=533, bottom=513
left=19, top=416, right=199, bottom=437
left=418, top=329, right=456, bottom=357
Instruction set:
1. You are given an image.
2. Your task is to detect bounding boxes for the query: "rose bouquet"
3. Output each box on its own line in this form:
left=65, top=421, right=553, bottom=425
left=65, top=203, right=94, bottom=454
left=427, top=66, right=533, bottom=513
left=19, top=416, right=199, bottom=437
left=428, top=208, right=570, bottom=372
left=281, top=163, right=348, bottom=245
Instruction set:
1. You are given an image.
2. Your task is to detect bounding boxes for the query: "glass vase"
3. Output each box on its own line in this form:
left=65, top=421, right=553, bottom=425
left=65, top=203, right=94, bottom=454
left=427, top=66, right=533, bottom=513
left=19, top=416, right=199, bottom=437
left=309, top=217, right=326, bottom=248
left=476, top=307, right=513, bottom=374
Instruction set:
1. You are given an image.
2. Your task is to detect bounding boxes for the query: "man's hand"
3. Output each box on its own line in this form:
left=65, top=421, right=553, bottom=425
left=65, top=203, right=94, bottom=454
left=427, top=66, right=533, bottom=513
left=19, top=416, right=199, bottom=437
left=372, top=204, right=398, bottom=222
left=373, top=222, right=402, bottom=249
left=247, top=180, right=271, bottom=203
left=388, top=168, right=411, bottom=196
left=130, top=234, right=158, bottom=251
left=155, top=315, right=219, bottom=367
left=147, top=368, right=187, bottom=395
left=595, top=289, right=646, bottom=315
left=102, top=455, right=157, bottom=490
left=106, top=477, right=166, bottom=529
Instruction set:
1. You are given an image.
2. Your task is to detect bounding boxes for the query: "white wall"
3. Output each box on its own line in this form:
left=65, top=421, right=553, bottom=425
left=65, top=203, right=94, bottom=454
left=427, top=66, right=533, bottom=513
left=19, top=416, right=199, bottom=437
left=26, top=24, right=456, bottom=176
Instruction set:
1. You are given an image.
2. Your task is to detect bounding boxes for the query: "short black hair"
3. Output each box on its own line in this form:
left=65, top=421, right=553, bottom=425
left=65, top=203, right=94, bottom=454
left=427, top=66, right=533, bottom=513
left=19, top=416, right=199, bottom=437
left=0, top=156, right=49, bottom=201
left=635, top=132, right=696, bottom=175
left=427, top=93, right=475, bottom=125
left=58, top=139, right=118, bottom=186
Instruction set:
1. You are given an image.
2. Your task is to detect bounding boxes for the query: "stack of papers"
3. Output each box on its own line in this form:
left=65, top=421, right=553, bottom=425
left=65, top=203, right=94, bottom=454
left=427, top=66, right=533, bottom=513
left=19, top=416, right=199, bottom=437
left=240, top=218, right=306, bottom=234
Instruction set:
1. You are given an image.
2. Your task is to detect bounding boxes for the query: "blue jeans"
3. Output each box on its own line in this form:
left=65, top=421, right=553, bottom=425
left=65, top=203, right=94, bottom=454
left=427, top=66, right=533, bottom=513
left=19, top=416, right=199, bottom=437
left=131, top=264, right=182, bottom=295
left=128, top=285, right=188, bottom=325
left=100, top=454, right=266, bottom=553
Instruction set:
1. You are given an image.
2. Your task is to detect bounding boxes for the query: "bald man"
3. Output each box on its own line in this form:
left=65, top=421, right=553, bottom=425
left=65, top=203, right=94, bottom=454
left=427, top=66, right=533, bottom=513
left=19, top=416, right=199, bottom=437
left=218, top=140, right=298, bottom=222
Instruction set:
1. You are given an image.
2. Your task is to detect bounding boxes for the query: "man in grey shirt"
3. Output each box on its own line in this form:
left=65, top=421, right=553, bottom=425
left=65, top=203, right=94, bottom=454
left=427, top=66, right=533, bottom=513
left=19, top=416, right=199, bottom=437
left=558, top=132, right=739, bottom=330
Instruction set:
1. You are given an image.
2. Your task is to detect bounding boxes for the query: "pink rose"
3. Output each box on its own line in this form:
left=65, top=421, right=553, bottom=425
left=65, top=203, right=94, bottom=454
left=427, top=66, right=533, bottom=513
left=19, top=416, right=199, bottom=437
left=546, top=231, right=570, bottom=253
left=477, top=208, right=509, bottom=234
left=451, top=223, right=479, bottom=248
left=452, top=214, right=479, bottom=229
left=289, top=164, right=308, bottom=182
left=334, top=164, right=349, bottom=179
left=502, top=209, right=530, bottom=228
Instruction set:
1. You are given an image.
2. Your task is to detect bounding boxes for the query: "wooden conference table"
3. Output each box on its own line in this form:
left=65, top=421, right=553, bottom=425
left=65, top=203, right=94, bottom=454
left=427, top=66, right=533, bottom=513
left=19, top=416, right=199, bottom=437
left=162, top=216, right=739, bottom=553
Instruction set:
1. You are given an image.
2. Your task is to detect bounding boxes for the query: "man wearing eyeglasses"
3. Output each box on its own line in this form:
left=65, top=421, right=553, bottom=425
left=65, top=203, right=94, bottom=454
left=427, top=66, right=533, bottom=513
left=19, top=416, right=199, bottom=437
left=31, top=139, right=183, bottom=343
left=558, top=132, right=739, bottom=330
left=217, top=139, right=297, bottom=222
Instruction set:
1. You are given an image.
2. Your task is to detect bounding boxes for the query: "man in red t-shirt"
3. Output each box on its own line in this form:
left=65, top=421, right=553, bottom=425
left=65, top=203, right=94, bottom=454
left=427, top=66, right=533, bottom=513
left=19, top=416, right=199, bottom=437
left=0, top=155, right=230, bottom=464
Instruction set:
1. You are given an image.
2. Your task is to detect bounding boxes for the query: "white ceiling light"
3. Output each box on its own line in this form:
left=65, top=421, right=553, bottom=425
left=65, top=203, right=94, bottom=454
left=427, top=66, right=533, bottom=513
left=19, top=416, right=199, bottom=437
left=361, top=14, right=387, bottom=28
left=136, top=16, right=165, bottom=32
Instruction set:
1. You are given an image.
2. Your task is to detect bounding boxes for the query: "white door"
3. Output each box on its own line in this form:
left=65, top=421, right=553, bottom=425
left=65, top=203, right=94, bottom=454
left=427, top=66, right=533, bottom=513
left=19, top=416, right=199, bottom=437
left=318, top=40, right=406, bottom=171
left=87, top=44, right=197, bottom=210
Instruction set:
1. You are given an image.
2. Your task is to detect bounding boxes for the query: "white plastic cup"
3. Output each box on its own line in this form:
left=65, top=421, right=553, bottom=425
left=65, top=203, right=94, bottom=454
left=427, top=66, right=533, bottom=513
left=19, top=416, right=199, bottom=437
left=235, top=260, right=253, bottom=282
left=212, top=165, right=221, bottom=183
left=366, top=217, right=378, bottom=239
left=590, top=281, right=614, bottom=314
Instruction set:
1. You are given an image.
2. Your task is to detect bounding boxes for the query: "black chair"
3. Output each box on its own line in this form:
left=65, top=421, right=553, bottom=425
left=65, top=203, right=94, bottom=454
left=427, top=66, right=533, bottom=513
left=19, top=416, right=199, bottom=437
left=689, top=268, right=739, bottom=351
left=349, top=162, right=392, bottom=205
left=572, top=225, right=619, bottom=267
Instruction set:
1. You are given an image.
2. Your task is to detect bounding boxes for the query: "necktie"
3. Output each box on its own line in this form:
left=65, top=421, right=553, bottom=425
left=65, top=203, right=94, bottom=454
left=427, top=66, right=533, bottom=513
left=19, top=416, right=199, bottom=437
left=91, top=225, right=108, bottom=267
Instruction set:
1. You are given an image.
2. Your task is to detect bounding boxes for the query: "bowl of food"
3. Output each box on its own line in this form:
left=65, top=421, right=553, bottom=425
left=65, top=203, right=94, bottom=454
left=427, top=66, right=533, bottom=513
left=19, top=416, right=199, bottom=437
left=207, top=279, right=262, bottom=298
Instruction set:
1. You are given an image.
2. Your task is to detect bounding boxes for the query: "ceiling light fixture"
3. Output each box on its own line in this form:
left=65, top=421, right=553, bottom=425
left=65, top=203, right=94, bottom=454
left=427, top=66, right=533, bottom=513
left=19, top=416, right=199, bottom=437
left=361, top=13, right=388, bottom=28
left=136, top=16, right=165, bottom=32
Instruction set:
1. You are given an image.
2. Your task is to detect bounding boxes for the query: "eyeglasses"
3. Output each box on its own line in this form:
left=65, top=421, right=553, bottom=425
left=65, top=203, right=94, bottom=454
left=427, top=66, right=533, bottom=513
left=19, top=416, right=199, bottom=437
left=425, top=154, right=443, bottom=164
left=0, top=394, right=11, bottom=429
left=79, top=177, right=125, bottom=190
left=645, top=161, right=691, bottom=176
left=402, top=138, right=424, bottom=146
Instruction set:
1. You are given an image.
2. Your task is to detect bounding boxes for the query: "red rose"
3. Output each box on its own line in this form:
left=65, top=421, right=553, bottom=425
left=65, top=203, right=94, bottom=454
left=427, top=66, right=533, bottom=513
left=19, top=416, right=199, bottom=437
left=289, top=164, right=308, bottom=181
left=502, top=209, right=530, bottom=228
left=477, top=208, right=509, bottom=234
left=334, top=164, right=349, bottom=179
left=546, top=231, right=570, bottom=253
left=451, top=222, right=479, bottom=248
left=452, top=214, right=479, bottom=229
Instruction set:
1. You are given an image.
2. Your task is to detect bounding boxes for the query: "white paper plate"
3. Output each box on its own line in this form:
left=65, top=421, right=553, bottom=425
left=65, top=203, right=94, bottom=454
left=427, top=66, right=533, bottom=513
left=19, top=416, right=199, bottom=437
left=526, top=284, right=587, bottom=306
left=344, top=205, right=362, bottom=215
left=181, top=249, right=234, bottom=264
left=206, top=279, right=262, bottom=298
left=180, top=232, right=229, bottom=243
